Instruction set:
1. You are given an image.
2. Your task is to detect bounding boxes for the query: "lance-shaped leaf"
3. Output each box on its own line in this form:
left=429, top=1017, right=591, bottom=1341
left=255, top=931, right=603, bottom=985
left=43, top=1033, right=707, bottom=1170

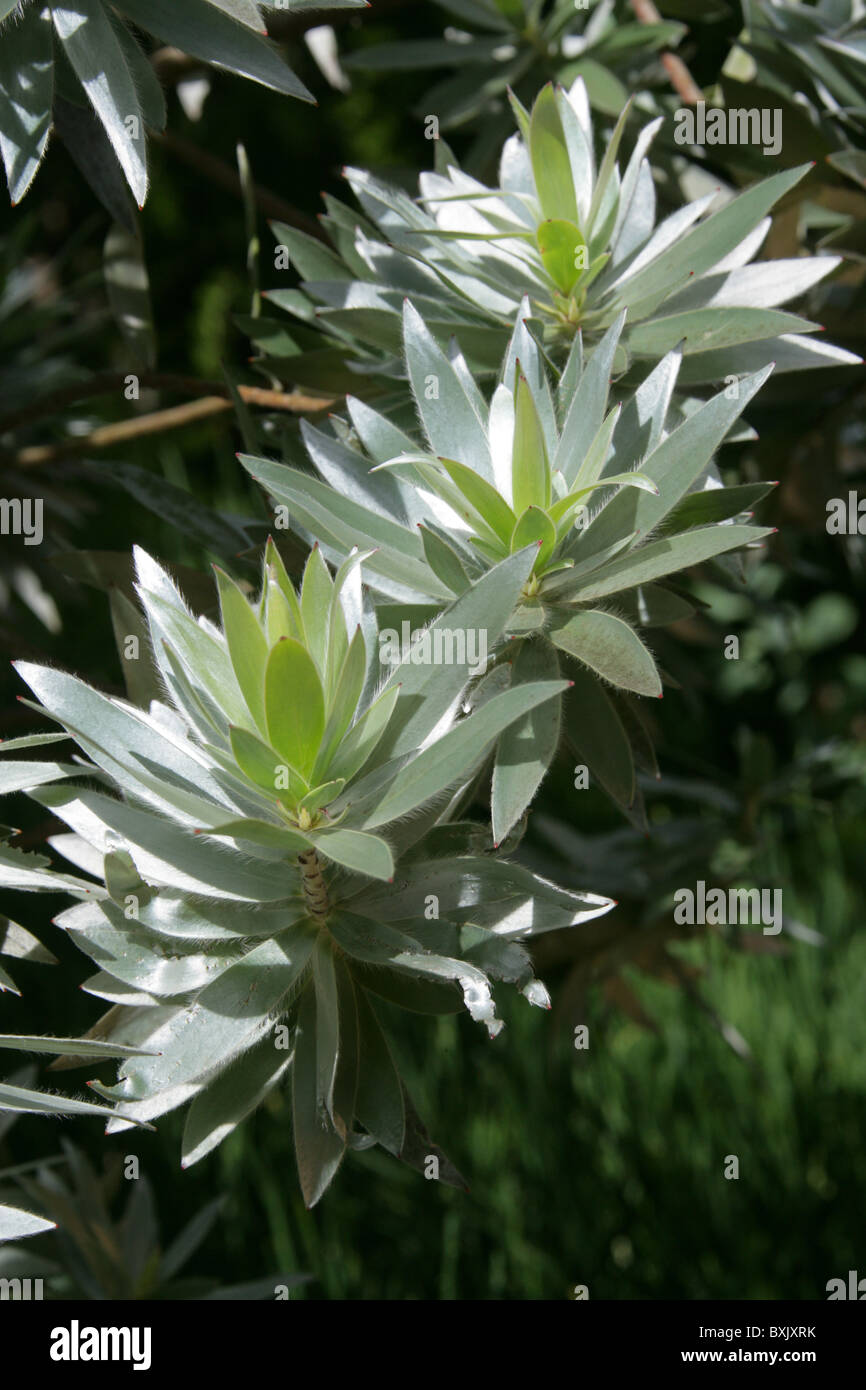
left=312, top=937, right=339, bottom=1125
left=512, top=372, right=550, bottom=515
left=215, top=569, right=269, bottom=734
left=365, top=679, right=569, bottom=828
left=0, top=1204, right=56, bottom=1242
left=181, top=1036, right=292, bottom=1169
left=327, top=685, right=401, bottom=785
left=32, top=785, right=293, bottom=902
left=492, top=639, right=561, bottom=846
left=116, top=0, right=313, bottom=101
left=0, top=3, right=53, bottom=204
left=118, top=925, right=315, bottom=1097
left=550, top=610, right=662, bottom=697
left=354, top=856, right=613, bottom=936
left=0, top=1035, right=159, bottom=1059
left=314, top=627, right=368, bottom=778
left=403, top=300, right=493, bottom=482
left=311, top=828, right=394, bottom=882
left=376, top=547, right=539, bottom=763
left=329, top=912, right=503, bottom=1035
left=53, top=0, right=148, bottom=206
left=293, top=983, right=345, bottom=1207
left=264, top=638, right=325, bottom=781
left=573, top=526, right=773, bottom=601
left=353, top=987, right=405, bottom=1155
left=530, top=83, right=579, bottom=224
left=563, top=669, right=635, bottom=809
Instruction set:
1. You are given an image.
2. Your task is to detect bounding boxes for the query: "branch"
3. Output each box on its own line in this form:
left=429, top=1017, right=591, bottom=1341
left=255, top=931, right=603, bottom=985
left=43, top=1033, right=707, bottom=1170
left=6, top=382, right=335, bottom=469
left=629, top=0, right=703, bottom=106
left=0, top=373, right=332, bottom=435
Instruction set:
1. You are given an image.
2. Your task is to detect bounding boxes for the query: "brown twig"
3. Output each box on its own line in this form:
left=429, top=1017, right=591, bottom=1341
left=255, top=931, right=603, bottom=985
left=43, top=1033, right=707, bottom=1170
left=7, top=384, right=335, bottom=469
left=152, top=130, right=325, bottom=240
left=0, top=372, right=332, bottom=435
left=629, top=0, right=704, bottom=106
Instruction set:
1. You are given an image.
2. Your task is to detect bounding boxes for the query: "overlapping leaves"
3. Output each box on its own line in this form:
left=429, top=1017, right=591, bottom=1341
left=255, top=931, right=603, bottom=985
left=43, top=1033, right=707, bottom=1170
left=345, top=0, right=688, bottom=138
left=1, top=544, right=612, bottom=1202
left=242, top=301, right=776, bottom=835
left=257, top=75, right=857, bottom=393
left=0, top=0, right=368, bottom=206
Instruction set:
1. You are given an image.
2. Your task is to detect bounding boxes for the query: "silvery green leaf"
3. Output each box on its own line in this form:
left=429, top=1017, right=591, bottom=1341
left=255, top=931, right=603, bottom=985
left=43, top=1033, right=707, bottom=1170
left=610, top=165, right=811, bottom=316
left=53, top=0, right=148, bottom=206
left=376, top=546, right=539, bottom=764
left=116, top=0, right=313, bottom=100
left=0, top=840, right=103, bottom=897
left=0, top=1080, right=142, bottom=1123
left=141, top=592, right=252, bottom=732
left=663, top=257, right=841, bottom=312
left=352, top=857, right=612, bottom=935
left=353, top=987, right=405, bottom=1154
left=311, top=828, right=394, bottom=882
left=116, top=892, right=308, bottom=943
left=501, top=301, right=558, bottom=454
left=301, top=420, right=419, bottom=529
left=366, top=679, right=568, bottom=828
left=0, top=1033, right=158, bottom=1058
left=576, top=365, right=773, bottom=564
left=292, top=983, right=345, bottom=1207
left=674, top=333, right=861, bottom=384
left=556, top=84, right=594, bottom=225
left=564, top=669, right=635, bottom=809
left=0, top=918, right=56, bottom=965
left=403, top=300, right=493, bottom=482
left=345, top=395, right=418, bottom=465
left=491, top=638, right=561, bottom=847
left=329, top=912, right=502, bottom=1034
left=0, top=761, right=77, bottom=794
left=0, top=733, right=70, bottom=753
left=610, top=115, right=663, bottom=257
left=0, top=3, right=52, bottom=204
left=66, top=901, right=248, bottom=997
left=555, top=312, right=625, bottom=485
left=550, top=610, right=662, bottom=697
left=14, top=662, right=234, bottom=821
left=574, top=525, right=773, bottom=600
left=81, top=973, right=167, bottom=1006
left=0, top=1204, right=56, bottom=1242
left=32, top=785, right=294, bottom=902
left=181, top=1037, right=292, bottom=1169
left=209, top=0, right=265, bottom=33
left=119, top=925, right=315, bottom=1097
left=312, top=937, right=339, bottom=1123
left=628, top=306, right=820, bottom=359
left=608, top=346, right=681, bottom=475
left=241, top=454, right=445, bottom=603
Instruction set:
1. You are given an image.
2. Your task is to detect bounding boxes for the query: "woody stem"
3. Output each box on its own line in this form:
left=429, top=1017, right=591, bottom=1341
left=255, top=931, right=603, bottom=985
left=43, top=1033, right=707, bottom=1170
left=298, top=848, right=329, bottom=924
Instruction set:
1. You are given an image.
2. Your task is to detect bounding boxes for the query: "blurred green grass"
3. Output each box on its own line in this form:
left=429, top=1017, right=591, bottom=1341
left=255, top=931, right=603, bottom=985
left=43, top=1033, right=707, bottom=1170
left=197, top=795, right=864, bottom=1300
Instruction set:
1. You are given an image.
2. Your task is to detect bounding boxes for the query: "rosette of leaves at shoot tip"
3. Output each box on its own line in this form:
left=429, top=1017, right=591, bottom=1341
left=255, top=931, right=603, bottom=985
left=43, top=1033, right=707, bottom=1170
left=4, top=544, right=612, bottom=1204
left=240, top=302, right=778, bottom=837
left=344, top=0, right=689, bottom=136
left=0, top=0, right=369, bottom=207
left=257, top=77, right=858, bottom=394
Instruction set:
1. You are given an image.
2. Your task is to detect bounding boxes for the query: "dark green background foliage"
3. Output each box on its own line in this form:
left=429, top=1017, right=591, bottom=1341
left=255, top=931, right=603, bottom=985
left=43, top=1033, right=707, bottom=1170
left=1, top=0, right=865, bottom=1299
